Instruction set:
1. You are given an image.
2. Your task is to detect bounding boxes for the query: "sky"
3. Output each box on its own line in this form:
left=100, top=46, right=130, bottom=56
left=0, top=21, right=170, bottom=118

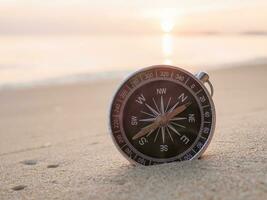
left=0, top=0, right=267, bottom=34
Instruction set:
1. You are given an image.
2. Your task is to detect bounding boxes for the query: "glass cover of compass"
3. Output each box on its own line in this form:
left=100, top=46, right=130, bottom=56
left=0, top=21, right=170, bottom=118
left=109, top=65, right=216, bottom=166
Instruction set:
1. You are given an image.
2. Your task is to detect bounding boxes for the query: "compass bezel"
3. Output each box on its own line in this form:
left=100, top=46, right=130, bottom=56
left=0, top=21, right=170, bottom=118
left=108, top=65, right=216, bottom=166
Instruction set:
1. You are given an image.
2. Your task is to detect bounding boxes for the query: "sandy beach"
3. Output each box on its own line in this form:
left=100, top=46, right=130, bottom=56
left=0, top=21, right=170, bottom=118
left=0, top=64, right=266, bottom=200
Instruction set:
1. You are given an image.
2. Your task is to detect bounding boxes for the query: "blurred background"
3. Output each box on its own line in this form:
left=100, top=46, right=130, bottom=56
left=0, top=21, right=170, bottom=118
left=1, top=0, right=267, bottom=87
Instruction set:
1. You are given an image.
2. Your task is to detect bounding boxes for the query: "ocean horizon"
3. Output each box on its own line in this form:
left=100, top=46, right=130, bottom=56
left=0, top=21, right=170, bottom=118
left=1, top=34, right=267, bottom=88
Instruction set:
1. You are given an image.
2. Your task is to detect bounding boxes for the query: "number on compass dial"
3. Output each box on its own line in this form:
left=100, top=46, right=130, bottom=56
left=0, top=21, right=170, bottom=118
left=123, top=80, right=201, bottom=159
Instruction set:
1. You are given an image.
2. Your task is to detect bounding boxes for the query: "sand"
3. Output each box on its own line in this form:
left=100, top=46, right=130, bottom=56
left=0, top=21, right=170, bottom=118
left=0, top=64, right=266, bottom=200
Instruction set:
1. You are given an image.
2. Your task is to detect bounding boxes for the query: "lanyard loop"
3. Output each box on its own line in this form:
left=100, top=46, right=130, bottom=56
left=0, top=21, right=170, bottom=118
left=195, top=71, right=214, bottom=97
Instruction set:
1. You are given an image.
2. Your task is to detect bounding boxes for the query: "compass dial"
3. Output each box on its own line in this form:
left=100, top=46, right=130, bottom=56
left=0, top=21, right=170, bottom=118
left=109, top=65, right=215, bottom=165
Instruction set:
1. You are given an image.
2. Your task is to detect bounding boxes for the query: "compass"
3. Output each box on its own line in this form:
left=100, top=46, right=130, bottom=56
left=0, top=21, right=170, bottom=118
left=109, top=65, right=216, bottom=165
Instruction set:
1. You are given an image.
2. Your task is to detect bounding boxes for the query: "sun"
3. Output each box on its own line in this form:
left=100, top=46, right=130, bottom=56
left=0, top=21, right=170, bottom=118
left=161, top=18, right=175, bottom=33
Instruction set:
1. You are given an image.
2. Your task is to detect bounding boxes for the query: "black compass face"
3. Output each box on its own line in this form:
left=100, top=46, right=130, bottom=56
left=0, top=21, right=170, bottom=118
left=110, top=66, right=215, bottom=165
left=123, top=80, right=201, bottom=158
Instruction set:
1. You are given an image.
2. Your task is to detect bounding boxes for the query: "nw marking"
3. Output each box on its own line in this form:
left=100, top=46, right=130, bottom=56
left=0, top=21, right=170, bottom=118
left=157, top=88, right=167, bottom=95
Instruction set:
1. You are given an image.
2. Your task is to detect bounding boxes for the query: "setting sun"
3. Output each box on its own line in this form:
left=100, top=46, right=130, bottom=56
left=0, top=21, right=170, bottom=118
left=161, top=18, right=175, bottom=33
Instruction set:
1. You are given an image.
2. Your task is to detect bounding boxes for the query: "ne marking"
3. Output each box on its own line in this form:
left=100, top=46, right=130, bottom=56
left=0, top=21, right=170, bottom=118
left=204, top=121, right=211, bottom=124
left=200, top=136, right=206, bottom=140
left=121, top=144, right=127, bottom=149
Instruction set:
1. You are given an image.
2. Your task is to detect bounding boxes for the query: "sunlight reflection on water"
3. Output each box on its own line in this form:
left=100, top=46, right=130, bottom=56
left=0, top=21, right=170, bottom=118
left=0, top=35, right=267, bottom=86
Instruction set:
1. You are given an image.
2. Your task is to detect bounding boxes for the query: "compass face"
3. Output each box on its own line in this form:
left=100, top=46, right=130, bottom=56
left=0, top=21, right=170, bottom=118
left=109, top=65, right=215, bottom=165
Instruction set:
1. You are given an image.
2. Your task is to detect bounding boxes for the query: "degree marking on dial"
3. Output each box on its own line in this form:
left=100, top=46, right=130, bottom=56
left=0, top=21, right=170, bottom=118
left=185, top=77, right=190, bottom=84
left=114, top=130, right=121, bottom=134
left=202, top=105, right=210, bottom=108
left=200, top=136, right=207, bottom=140
left=204, top=121, right=211, bottom=124
left=121, top=144, right=127, bottom=149
left=195, top=89, right=203, bottom=95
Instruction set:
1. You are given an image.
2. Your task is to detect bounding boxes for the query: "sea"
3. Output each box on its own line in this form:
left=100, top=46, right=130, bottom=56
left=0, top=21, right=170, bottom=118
left=0, top=34, right=266, bottom=88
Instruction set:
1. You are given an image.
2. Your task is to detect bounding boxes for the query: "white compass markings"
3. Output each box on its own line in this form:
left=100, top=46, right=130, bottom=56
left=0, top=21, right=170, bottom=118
left=139, top=117, right=156, bottom=122
left=168, top=100, right=180, bottom=113
left=166, top=126, right=174, bottom=142
left=165, top=97, right=172, bottom=112
left=160, top=96, right=165, bottom=114
left=153, top=128, right=161, bottom=143
left=167, top=124, right=181, bottom=136
left=141, top=111, right=156, bottom=118
left=152, top=98, right=161, bottom=114
left=145, top=103, right=160, bottom=116
left=161, top=126, right=166, bottom=143
left=171, top=121, right=186, bottom=129
left=170, top=117, right=187, bottom=121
